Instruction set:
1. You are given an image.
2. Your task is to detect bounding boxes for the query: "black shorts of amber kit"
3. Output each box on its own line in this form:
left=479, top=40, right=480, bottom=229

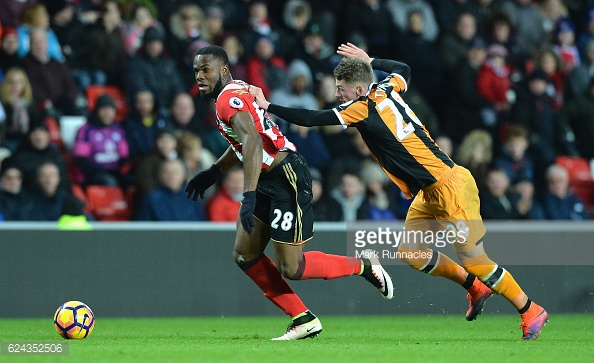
left=254, top=151, right=314, bottom=244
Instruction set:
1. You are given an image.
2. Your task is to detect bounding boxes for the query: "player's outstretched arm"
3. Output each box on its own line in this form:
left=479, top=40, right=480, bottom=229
left=337, top=42, right=373, bottom=63
left=249, top=86, right=340, bottom=128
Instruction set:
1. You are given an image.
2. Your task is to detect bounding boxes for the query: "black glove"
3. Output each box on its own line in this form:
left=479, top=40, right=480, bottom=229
left=185, top=164, right=222, bottom=201
left=239, top=191, right=257, bottom=234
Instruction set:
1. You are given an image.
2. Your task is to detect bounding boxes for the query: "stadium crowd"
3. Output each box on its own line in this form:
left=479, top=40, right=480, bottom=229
left=0, top=0, right=593, bottom=222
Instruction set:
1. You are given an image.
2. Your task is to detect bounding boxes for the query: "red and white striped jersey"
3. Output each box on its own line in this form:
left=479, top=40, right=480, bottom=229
left=215, top=80, right=296, bottom=170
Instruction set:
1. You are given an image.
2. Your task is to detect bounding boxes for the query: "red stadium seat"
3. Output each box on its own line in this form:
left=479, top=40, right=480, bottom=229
left=555, top=156, right=594, bottom=216
left=86, top=85, right=129, bottom=121
left=86, top=185, right=133, bottom=221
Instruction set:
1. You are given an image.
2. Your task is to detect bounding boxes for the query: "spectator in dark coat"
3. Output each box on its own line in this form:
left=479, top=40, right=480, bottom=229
left=558, top=79, right=594, bottom=159
left=0, top=162, right=37, bottom=221
left=30, top=161, right=83, bottom=221
left=310, top=167, right=342, bottom=221
left=536, top=164, right=591, bottom=220
left=0, top=28, right=25, bottom=75
left=480, top=167, right=538, bottom=219
left=124, top=26, right=184, bottom=116
left=9, top=121, right=70, bottom=194
left=22, top=27, right=79, bottom=116
left=136, top=158, right=206, bottom=221
left=439, top=12, right=478, bottom=73
left=122, top=89, right=172, bottom=162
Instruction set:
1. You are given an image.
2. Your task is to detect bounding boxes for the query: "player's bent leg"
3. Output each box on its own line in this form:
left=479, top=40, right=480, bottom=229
left=234, top=219, right=309, bottom=321
left=460, top=251, right=548, bottom=340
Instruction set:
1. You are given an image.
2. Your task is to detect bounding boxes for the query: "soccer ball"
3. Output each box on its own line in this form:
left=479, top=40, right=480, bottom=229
left=53, top=301, right=95, bottom=339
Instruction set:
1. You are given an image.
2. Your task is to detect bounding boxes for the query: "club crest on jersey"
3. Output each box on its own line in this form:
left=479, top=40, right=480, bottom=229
left=229, top=96, right=244, bottom=109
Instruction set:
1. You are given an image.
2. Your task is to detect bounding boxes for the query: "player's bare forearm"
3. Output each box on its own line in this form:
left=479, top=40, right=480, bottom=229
left=231, top=112, right=262, bottom=192
left=214, top=146, right=241, bottom=174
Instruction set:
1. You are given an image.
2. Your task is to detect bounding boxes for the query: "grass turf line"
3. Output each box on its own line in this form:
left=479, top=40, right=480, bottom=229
left=0, top=314, right=592, bottom=363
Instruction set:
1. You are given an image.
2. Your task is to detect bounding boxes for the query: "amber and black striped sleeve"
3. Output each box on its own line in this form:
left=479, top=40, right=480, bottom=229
left=370, top=58, right=411, bottom=81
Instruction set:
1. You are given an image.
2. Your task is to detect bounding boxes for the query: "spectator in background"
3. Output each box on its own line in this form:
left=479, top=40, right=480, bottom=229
left=577, top=7, right=594, bottom=60
left=387, top=0, right=439, bottom=43
left=455, top=129, right=493, bottom=190
left=537, top=164, right=590, bottom=220
left=539, top=0, right=568, bottom=36
left=344, top=0, right=401, bottom=60
left=72, top=94, right=130, bottom=187
left=434, top=133, right=454, bottom=158
left=31, top=161, right=83, bottom=221
left=176, top=131, right=216, bottom=184
left=511, top=68, right=573, bottom=183
left=501, top=0, right=546, bottom=59
left=168, top=3, right=208, bottom=81
left=472, top=0, right=504, bottom=38
left=0, top=0, right=37, bottom=28
left=123, top=3, right=164, bottom=56
left=85, top=0, right=128, bottom=89
left=531, top=48, right=565, bottom=110
left=0, top=28, right=25, bottom=75
left=47, top=0, right=89, bottom=77
left=396, top=9, right=445, bottom=117
left=289, top=21, right=336, bottom=90
left=23, top=27, right=80, bottom=116
left=122, top=89, right=171, bottom=162
left=567, top=39, right=594, bottom=100
left=559, top=79, right=594, bottom=160
left=205, top=5, right=231, bottom=47
left=310, top=167, right=342, bottom=221
left=168, top=92, right=201, bottom=136
left=125, top=26, right=184, bottom=116
left=330, top=171, right=365, bottom=221
left=238, top=0, right=277, bottom=59
left=285, top=124, right=331, bottom=171
left=0, top=67, right=39, bottom=152
left=480, top=166, right=537, bottom=219
left=275, top=0, right=312, bottom=60
left=135, top=127, right=178, bottom=202
left=439, top=12, right=478, bottom=73
left=9, top=121, right=70, bottom=194
left=494, top=124, right=534, bottom=187
left=485, top=12, right=525, bottom=70
left=476, top=43, right=514, bottom=132
left=205, top=165, right=243, bottom=222
left=16, top=3, right=65, bottom=62
left=270, top=59, right=318, bottom=131
left=221, top=33, right=247, bottom=83
left=357, top=162, right=398, bottom=221
left=326, top=131, right=375, bottom=191
left=245, top=35, right=286, bottom=98
left=136, top=158, right=206, bottom=221
left=433, top=0, right=475, bottom=36
left=552, top=17, right=581, bottom=77
left=443, top=36, right=490, bottom=143
left=0, top=162, right=37, bottom=221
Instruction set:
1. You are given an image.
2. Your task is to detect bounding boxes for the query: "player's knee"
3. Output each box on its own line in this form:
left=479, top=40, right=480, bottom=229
left=277, top=261, right=299, bottom=280
left=232, top=250, right=257, bottom=266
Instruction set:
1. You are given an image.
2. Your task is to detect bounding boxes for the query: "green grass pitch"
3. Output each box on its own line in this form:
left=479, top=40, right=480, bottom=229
left=0, top=314, right=592, bottom=362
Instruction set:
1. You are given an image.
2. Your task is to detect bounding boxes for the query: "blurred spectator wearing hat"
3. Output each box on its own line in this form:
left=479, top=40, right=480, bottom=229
left=0, top=28, right=25, bottom=74
left=0, top=160, right=37, bottom=221
left=443, top=36, right=490, bottom=144
left=47, top=0, right=87, bottom=68
left=85, top=0, right=128, bottom=89
left=245, top=34, right=287, bottom=98
left=72, top=93, right=131, bottom=187
left=9, top=120, right=70, bottom=194
left=125, top=25, right=184, bottom=116
left=552, top=17, right=581, bottom=76
left=22, top=27, right=80, bottom=116
left=476, top=43, right=514, bottom=134
left=288, top=20, right=335, bottom=90
left=238, top=0, right=279, bottom=59
left=577, top=6, right=594, bottom=61
left=0, top=67, right=40, bottom=152
left=16, top=3, right=65, bottom=62
left=275, top=0, right=312, bottom=60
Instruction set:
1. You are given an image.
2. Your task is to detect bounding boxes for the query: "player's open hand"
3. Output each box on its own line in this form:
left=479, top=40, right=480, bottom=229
left=248, top=85, right=270, bottom=110
left=337, top=42, right=372, bottom=63
left=185, top=164, right=222, bottom=201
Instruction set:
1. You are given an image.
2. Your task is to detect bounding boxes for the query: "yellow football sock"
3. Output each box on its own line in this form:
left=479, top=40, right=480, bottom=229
left=398, top=248, right=468, bottom=285
left=462, top=253, right=524, bottom=305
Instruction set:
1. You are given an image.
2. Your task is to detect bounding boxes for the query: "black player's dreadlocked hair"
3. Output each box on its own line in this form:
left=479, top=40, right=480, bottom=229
left=195, top=45, right=229, bottom=66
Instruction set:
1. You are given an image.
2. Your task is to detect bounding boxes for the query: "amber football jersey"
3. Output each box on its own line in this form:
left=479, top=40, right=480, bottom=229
left=332, top=73, right=454, bottom=199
